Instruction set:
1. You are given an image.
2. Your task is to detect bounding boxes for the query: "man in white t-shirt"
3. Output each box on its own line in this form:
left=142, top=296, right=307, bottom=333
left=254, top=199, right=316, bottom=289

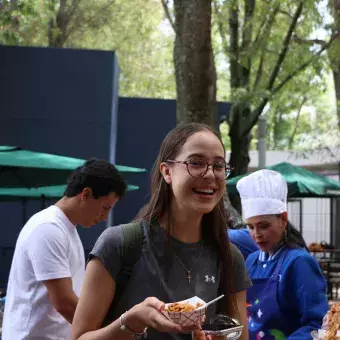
left=2, top=158, right=127, bottom=340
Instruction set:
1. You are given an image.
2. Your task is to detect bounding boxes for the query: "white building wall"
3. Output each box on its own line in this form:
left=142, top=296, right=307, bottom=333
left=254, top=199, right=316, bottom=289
left=288, top=198, right=331, bottom=246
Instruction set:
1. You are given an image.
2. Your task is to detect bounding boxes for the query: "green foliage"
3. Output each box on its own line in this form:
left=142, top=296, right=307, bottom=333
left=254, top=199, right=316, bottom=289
left=0, top=0, right=176, bottom=98
left=0, top=0, right=50, bottom=45
left=213, top=0, right=336, bottom=152
left=63, top=0, right=175, bottom=98
left=0, top=0, right=337, bottom=151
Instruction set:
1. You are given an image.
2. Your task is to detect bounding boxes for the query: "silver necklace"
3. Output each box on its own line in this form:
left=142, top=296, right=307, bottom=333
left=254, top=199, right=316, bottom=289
left=170, top=243, right=203, bottom=283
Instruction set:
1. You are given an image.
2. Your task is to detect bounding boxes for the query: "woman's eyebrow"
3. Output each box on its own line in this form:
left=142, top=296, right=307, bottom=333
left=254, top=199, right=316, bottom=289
left=186, top=154, right=225, bottom=161
left=186, top=153, right=205, bottom=159
left=247, top=221, right=270, bottom=228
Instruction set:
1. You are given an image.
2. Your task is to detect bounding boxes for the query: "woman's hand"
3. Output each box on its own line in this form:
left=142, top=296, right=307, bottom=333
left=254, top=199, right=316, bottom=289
left=124, top=297, right=201, bottom=334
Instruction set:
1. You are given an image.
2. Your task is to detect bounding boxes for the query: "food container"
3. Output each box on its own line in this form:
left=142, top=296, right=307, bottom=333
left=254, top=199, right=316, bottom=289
left=162, top=296, right=206, bottom=326
left=311, top=330, right=340, bottom=339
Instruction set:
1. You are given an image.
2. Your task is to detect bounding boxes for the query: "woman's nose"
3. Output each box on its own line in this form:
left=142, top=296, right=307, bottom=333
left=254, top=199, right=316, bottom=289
left=203, top=165, right=215, bottom=179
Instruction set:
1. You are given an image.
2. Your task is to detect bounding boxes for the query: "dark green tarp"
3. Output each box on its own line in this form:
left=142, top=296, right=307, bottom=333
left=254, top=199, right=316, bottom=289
left=227, top=162, right=340, bottom=198
left=0, top=146, right=146, bottom=188
left=0, top=184, right=139, bottom=202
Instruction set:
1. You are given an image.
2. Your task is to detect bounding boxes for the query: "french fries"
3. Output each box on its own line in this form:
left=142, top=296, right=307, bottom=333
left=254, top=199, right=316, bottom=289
left=165, top=301, right=203, bottom=312
left=325, top=304, right=340, bottom=340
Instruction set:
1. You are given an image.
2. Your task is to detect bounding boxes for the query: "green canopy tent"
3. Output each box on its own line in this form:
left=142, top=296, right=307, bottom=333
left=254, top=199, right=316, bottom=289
left=0, top=145, right=145, bottom=223
left=227, top=162, right=340, bottom=198
left=0, top=184, right=140, bottom=224
left=226, top=162, right=340, bottom=234
left=0, top=146, right=146, bottom=188
left=0, top=184, right=139, bottom=201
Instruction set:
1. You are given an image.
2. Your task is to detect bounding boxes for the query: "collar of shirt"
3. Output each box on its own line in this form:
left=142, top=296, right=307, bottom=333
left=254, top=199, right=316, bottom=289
left=258, top=244, right=285, bottom=262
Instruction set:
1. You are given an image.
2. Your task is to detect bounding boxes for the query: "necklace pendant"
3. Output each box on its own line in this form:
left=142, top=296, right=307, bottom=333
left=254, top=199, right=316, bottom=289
left=187, top=271, right=191, bottom=283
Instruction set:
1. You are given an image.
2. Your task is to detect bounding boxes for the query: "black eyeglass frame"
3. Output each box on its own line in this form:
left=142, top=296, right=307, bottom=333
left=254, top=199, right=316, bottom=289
left=166, top=159, right=233, bottom=180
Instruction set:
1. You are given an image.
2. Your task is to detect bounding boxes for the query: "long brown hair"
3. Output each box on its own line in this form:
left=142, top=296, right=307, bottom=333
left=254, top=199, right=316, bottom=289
left=137, top=122, right=237, bottom=317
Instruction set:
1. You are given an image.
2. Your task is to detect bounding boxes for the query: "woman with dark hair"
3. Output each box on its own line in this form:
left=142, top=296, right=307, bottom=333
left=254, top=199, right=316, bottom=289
left=71, top=123, right=251, bottom=340
left=237, top=169, right=328, bottom=339
left=226, top=197, right=258, bottom=260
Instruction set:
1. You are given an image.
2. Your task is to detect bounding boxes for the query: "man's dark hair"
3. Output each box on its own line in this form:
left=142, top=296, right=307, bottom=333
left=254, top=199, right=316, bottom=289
left=64, top=158, right=127, bottom=198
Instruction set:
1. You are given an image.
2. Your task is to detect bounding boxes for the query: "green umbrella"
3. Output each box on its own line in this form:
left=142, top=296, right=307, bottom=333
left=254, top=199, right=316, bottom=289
left=0, top=146, right=146, bottom=188
left=0, top=183, right=139, bottom=202
left=0, top=184, right=140, bottom=224
left=227, top=162, right=340, bottom=198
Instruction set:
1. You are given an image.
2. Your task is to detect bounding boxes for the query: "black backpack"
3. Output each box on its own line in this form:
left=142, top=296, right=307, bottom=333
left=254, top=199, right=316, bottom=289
left=103, top=221, right=144, bottom=325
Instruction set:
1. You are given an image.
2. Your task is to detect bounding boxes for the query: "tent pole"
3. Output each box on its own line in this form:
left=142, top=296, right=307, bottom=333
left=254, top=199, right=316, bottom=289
left=41, top=195, right=46, bottom=209
left=300, top=199, right=303, bottom=235
left=330, top=198, right=334, bottom=246
left=258, top=116, right=266, bottom=169
left=22, top=198, right=27, bottom=225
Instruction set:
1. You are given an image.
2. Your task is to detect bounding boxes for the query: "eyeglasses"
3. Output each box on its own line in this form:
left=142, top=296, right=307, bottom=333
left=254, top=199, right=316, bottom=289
left=166, top=159, right=233, bottom=181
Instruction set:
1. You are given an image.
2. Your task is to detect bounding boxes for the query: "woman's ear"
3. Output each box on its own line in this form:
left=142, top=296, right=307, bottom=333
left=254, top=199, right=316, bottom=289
left=281, top=211, right=288, bottom=228
left=160, top=162, right=172, bottom=184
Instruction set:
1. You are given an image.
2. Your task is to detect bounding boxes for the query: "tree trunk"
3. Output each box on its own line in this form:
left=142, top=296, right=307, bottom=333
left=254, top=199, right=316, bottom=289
left=331, top=0, right=340, bottom=131
left=229, top=131, right=251, bottom=175
left=48, top=0, right=69, bottom=48
left=227, top=0, right=254, bottom=178
left=228, top=103, right=252, bottom=175
left=333, top=69, right=340, bottom=129
left=228, top=105, right=251, bottom=214
left=330, top=0, right=340, bottom=129
left=173, top=0, right=217, bottom=129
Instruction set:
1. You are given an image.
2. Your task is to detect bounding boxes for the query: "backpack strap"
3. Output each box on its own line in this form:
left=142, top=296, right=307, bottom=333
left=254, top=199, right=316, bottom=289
left=121, top=220, right=144, bottom=273
left=103, top=220, right=144, bottom=326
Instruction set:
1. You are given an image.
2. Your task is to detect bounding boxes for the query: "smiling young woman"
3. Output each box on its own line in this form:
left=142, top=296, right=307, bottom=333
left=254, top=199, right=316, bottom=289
left=71, top=123, right=251, bottom=340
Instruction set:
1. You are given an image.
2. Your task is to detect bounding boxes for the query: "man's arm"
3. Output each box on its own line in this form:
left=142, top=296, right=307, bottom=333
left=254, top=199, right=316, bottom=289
left=44, top=277, right=78, bottom=323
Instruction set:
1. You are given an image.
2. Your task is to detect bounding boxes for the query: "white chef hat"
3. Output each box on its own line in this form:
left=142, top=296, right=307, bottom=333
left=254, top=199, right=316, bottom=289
left=236, top=169, right=287, bottom=220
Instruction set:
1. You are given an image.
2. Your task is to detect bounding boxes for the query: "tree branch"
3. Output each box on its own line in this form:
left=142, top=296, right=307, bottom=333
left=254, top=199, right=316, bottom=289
left=59, top=0, right=83, bottom=45
left=262, top=0, right=292, bottom=19
left=252, top=15, right=268, bottom=48
left=266, top=1, right=303, bottom=91
left=251, top=4, right=280, bottom=90
left=292, top=33, right=327, bottom=47
left=229, top=0, right=240, bottom=89
left=66, top=0, right=117, bottom=42
left=253, top=50, right=264, bottom=89
left=272, top=33, right=338, bottom=94
left=161, top=0, right=176, bottom=33
left=213, top=0, right=229, bottom=57
left=239, top=0, right=255, bottom=87
left=288, top=96, right=307, bottom=149
left=243, top=2, right=304, bottom=135
left=240, top=0, right=255, bottom=52
left=245, top=33, right=338, bottom=138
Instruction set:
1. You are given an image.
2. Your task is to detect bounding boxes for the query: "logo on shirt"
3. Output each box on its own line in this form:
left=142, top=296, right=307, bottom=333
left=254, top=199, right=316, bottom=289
left=205, top=275, right=215, bottom=283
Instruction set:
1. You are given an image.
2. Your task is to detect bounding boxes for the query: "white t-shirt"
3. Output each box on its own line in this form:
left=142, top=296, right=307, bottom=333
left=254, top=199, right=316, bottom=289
left=2, top=205, right=85, bottom=340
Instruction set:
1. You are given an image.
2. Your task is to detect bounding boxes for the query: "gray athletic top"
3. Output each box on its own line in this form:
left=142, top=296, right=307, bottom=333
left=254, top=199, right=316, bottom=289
left=90, top=222, right=251, bottom=340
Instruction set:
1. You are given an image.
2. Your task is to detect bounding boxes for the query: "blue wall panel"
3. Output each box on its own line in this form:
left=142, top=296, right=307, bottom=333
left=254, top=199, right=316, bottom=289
left=0, top=45, right=119, bottom=286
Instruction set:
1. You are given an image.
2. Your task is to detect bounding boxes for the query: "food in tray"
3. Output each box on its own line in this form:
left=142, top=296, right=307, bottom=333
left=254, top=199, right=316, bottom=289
left=309, top=242, right=324, bottom=252
left=162, top=296, right=206, bottom=326
left=164, top=301, right=203, bottom=312
left=325, top=304, right=340, bottom=340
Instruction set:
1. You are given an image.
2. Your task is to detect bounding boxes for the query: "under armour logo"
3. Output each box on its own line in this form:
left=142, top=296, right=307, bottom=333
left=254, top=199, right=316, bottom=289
left=205, top=275, right=215, bottom=283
